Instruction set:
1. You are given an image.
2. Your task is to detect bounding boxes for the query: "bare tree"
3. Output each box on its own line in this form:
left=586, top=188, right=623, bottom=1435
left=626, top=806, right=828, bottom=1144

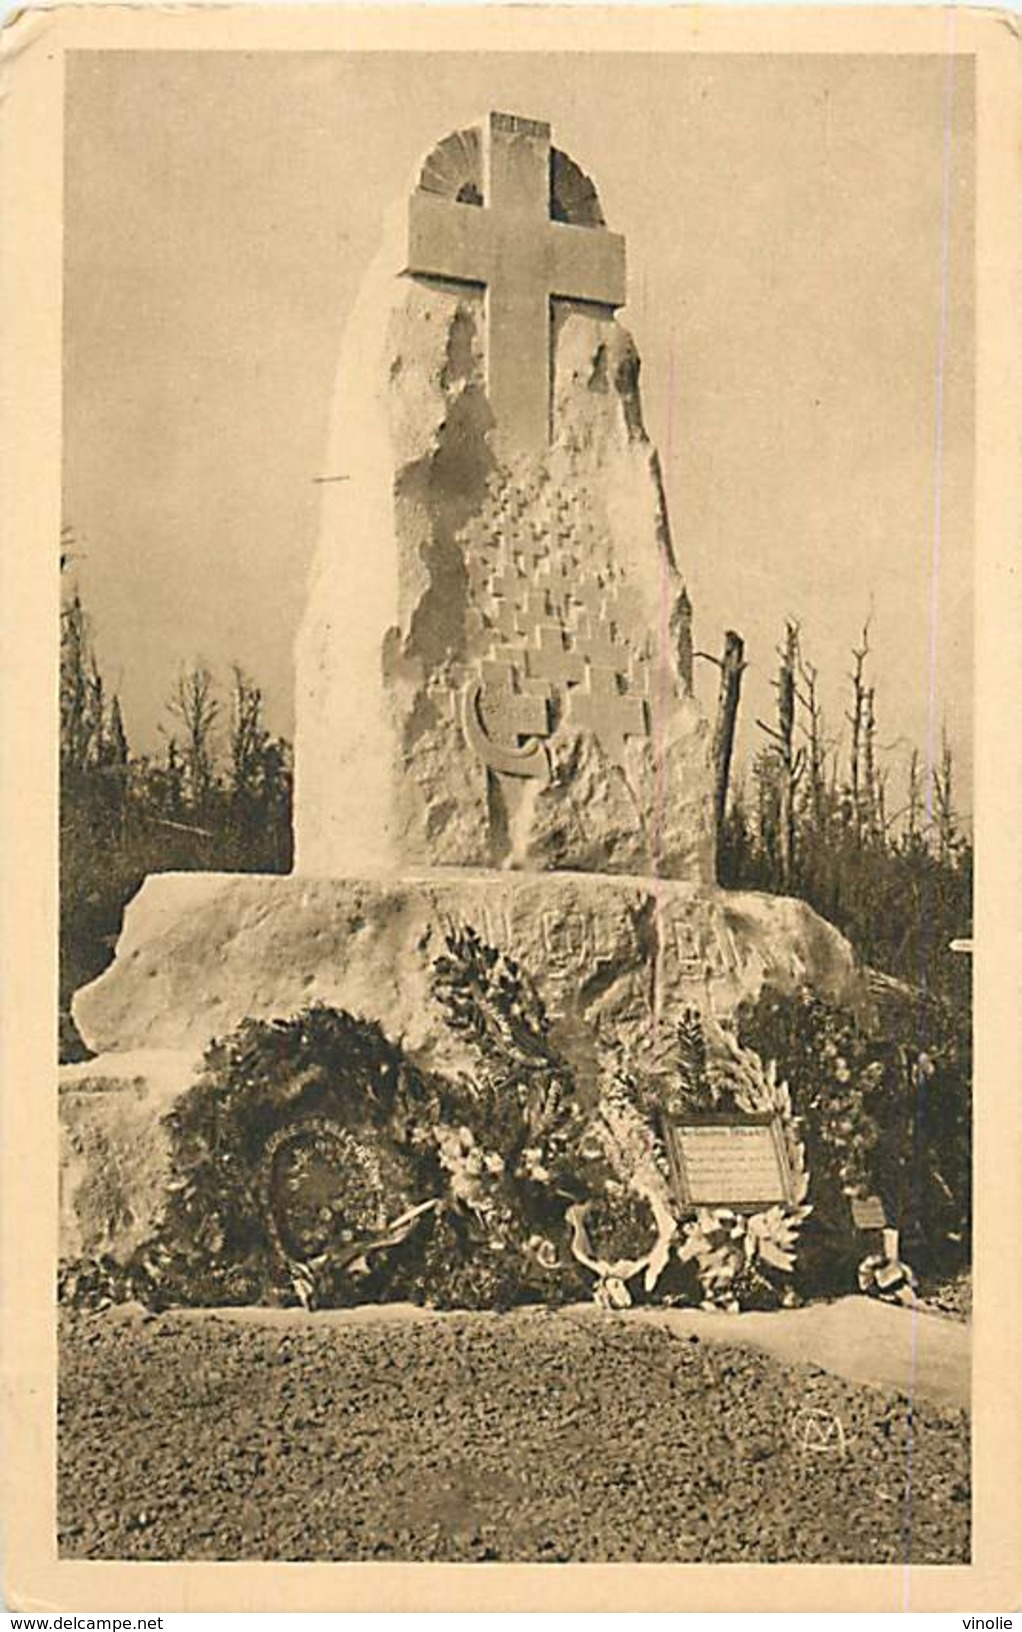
left=906, top=746, right=923, bottom=846
left=863, top=683, right=880, bottom=842
left=934, top=725, right=956, bottom=862
left=60, top=588, right=103, bottom=775
left=699, top=630, right=746, bottom=879
left=107, top=694, right=129, bottom=771
left=796, top=645, right=828, bottom=833
left=846, top=617, right=871, bottom=843
left=756, top=620, right=804, bottom=889
left=167, top=663, right=220, bottom=810
left=228, top=662, right=272, bottom=835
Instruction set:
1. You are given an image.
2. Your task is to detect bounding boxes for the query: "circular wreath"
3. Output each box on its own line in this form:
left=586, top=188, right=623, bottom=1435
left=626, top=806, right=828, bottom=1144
left=146, top=1008, right=448, bottom=1305
left=259, top=1117, right=388, bottom=1264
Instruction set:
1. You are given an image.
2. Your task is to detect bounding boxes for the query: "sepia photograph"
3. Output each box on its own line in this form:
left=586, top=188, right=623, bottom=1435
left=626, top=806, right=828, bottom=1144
left=3, top=2, right=1021, bottom=1614
left=57, top=29, right=974, bottom=1569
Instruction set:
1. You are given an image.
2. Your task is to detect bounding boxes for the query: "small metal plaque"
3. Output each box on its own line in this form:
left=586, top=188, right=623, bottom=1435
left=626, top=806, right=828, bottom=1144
left=491, top=110, right=550, bottom=139
left=850, top=1194, right=888, bottom=1231
left=663, top=1115, right=794, bottom=1210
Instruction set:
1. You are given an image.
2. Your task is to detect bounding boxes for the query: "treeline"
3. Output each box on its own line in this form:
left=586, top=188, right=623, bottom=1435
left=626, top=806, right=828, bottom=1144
left=60, top=583, right=292, bottom=1048
left=714, top=618, right=972, bottom=1015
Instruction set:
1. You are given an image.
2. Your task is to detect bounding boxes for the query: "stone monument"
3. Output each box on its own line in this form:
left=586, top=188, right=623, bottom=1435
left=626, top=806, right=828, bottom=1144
left=296, top=110, right=710, bottom=881
left=61, top=113, right=862, bottom=1261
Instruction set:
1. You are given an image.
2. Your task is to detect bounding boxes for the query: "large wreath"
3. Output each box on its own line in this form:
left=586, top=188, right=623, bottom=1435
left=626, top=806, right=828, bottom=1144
left=139, top=1008, right=448, bottom=1307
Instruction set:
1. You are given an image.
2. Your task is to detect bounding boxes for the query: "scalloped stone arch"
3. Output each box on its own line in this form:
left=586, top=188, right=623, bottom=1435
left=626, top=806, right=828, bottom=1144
left=417, top=127, right=484, bottom=207
left=550, top=148, right=605, bottom=228
left=416, top=125, right=606, bottom=228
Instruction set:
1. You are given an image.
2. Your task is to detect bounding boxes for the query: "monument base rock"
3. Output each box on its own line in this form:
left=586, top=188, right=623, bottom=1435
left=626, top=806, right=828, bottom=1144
left=73, top=869, right=861, bottom=1062
left=61, top=869, right=863, bottom=1263
left=59, top=1049, right=201, bottom=1262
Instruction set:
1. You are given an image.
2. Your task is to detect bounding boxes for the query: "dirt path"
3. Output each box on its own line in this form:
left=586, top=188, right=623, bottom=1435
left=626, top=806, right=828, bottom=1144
left=59, top=1306, right=969, bottom=1564
left=625, top=1296, right=970, bottom=1413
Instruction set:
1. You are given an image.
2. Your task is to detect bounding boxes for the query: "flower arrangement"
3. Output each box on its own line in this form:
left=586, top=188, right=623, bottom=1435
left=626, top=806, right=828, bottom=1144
left=656, top=1016, right=813, bottom=1311
left=59, top=941, right=970, bottom=1318
left=736, top=988, right=972, bottom=1286
left=677, top=1205, right=808, bottom=1312
left=99, top=1007, right=452, bottom=1310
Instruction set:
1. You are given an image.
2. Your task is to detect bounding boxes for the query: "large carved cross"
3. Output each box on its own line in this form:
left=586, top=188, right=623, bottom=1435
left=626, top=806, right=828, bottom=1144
left=405, top=111, right=626, bottom=453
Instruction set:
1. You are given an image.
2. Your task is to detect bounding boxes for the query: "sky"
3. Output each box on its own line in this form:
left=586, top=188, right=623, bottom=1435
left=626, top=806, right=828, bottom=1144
left=64, top=49, right=974, bottom=816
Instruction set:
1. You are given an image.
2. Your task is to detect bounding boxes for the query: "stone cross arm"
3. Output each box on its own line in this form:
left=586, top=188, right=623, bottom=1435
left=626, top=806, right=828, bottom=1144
left=406, top=191, right=626, bottom=308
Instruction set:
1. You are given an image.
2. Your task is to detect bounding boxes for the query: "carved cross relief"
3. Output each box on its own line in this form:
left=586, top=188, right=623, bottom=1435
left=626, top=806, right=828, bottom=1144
left=406, top=111, right=626, bottom=453
left=457, top=472, right=654, bottom=777
left=408, top=114, right=651, bottom=788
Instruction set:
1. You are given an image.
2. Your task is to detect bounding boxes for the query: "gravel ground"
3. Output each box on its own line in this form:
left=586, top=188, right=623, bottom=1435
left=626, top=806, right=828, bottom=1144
left=59, top=1306, right=969, bottom=1564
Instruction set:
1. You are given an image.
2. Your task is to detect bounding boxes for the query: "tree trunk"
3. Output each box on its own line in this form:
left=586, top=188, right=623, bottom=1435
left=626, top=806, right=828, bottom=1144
left=712, top=630, right=745, bottom=878
left=777, top=622, right=798, bottom=891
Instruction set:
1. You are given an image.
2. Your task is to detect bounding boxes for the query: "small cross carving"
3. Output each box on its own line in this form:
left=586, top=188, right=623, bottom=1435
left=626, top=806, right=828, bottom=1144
left=477, top=658, right=550, bottom=749
left=575, top=615, right=621, bottom=668
left=491, top=564, right=522, bottom=601
left=525, top=624, right=586, bottom=687
left=493, top=600, right=525, bottom=641
left=567, top=664, right=647, bottom=764
left=571, top=582, right=605, bottom=621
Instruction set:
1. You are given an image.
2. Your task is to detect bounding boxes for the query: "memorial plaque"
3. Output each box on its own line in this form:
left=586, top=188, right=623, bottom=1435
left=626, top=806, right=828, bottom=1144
left=663, top=1115, right=794, bottom=1209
